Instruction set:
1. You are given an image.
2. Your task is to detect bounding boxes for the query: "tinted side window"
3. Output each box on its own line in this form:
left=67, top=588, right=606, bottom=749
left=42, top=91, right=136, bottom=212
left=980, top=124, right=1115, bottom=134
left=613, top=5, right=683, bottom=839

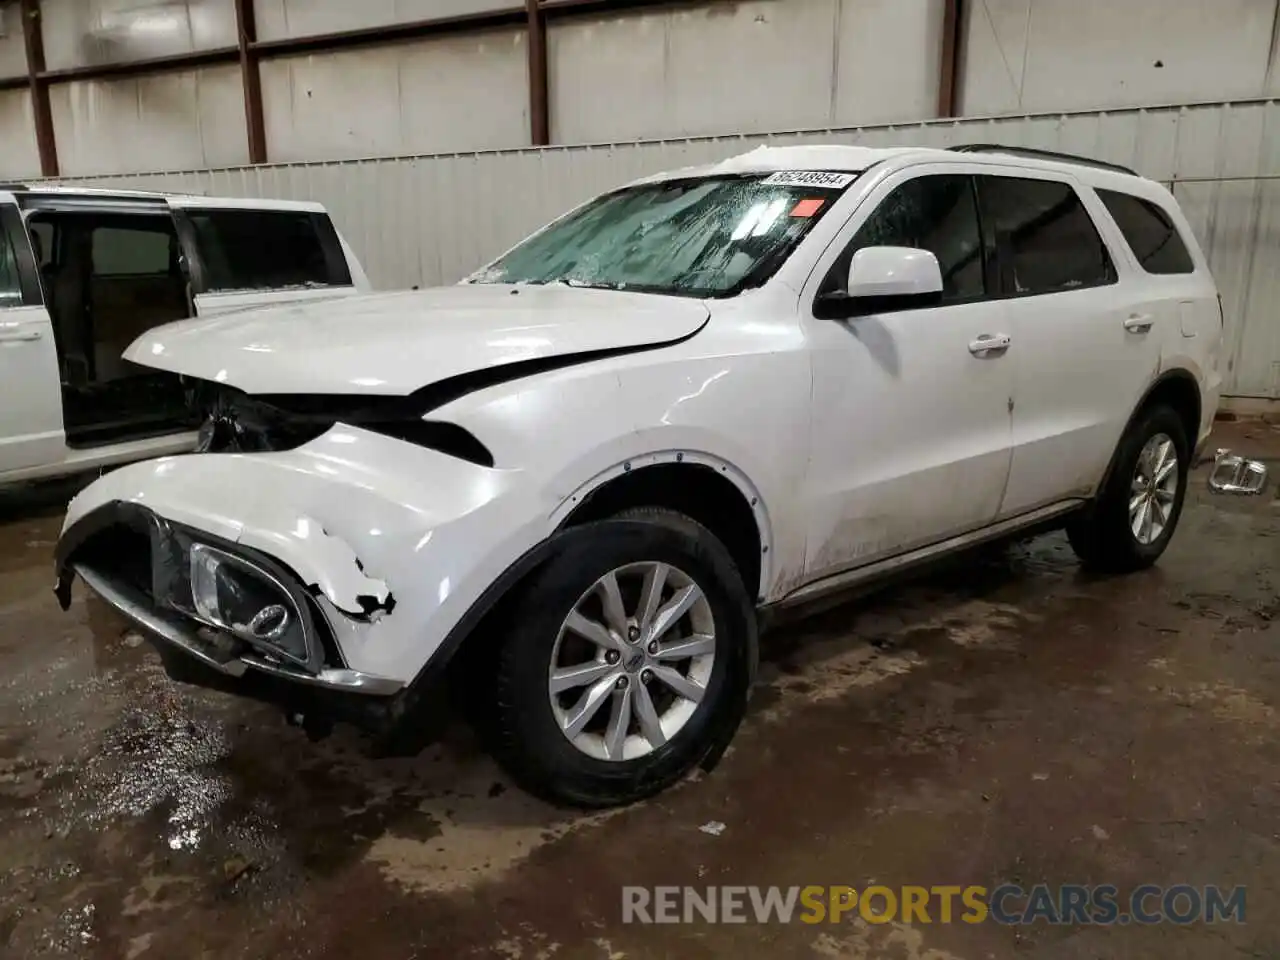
left=186, top=210, right=351, bottom=292
left=977, top=176, right=1115, bottom=295
left=824, top=174, right=984, bottom=301
left=1096, top=189, right=1194, bottom=275
left=92, top=224, right=174, bottom=277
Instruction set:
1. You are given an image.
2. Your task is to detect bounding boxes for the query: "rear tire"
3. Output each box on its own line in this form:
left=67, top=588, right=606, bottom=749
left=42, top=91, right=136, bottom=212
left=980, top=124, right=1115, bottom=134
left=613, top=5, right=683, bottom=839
left=1067, top=404, right=1189, bottom=573
left=487, top=508, right=755, bottom=808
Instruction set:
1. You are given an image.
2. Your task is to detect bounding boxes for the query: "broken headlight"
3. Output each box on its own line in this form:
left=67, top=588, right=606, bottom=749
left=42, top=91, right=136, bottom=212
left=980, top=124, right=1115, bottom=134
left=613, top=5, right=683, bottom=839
left=155, top=527, right=313, bottom=669
left=188, top=544, right=307, bottom=662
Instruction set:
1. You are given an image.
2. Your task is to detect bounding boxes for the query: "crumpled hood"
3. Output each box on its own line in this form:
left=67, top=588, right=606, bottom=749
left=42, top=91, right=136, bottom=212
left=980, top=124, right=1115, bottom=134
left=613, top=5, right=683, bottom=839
left=125, top=284, right=711, bottom=396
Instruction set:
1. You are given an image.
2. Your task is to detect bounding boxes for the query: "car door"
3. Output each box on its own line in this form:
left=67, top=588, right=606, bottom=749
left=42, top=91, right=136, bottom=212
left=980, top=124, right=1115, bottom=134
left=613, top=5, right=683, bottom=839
left=977, top=173, right=1163, bottom=518
left=169, top=202, right=363, bottom=318
left=0, top=193, right=65, bottom=475
left=801, top=169, right=1014, bottom=579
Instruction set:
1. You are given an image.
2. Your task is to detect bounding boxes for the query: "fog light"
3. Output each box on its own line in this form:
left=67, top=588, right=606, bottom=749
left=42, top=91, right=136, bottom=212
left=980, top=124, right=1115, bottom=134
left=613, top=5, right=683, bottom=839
left=188, top=544, right=307, bottom=662
left=248, top=604, right=291, bottom=641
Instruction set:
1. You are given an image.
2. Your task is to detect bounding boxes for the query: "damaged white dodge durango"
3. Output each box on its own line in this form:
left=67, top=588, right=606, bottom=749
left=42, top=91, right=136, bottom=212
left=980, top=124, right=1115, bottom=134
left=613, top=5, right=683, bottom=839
left=56, top=144, right=1227, bottom=807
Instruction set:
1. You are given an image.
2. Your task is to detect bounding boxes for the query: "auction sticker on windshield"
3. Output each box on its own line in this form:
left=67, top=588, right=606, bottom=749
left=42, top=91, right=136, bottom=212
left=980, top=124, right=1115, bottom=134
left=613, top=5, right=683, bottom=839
left=761, top=171, right=857, bottom=189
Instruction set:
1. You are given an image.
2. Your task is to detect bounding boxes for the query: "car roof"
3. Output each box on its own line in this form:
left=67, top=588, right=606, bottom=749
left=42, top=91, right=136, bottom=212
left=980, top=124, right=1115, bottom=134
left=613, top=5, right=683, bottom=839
left=1, top=183, right=325, bottom=213
left=628, top=143, right=1159, bottom=192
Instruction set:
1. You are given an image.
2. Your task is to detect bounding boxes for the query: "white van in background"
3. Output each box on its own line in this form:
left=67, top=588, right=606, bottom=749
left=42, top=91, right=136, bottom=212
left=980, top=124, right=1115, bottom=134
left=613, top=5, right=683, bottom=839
left=0, top=186, right=368, bottom=485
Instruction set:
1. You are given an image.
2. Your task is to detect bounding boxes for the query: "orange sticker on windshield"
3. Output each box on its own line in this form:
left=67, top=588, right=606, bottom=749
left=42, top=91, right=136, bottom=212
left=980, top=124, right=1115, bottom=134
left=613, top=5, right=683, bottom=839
left=790, top=198, right=826, bottom=218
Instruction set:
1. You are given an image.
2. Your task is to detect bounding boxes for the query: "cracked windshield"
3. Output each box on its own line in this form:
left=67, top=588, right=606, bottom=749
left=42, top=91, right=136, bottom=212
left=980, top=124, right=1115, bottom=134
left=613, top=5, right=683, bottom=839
left=468, top=171, right=859, bottom=297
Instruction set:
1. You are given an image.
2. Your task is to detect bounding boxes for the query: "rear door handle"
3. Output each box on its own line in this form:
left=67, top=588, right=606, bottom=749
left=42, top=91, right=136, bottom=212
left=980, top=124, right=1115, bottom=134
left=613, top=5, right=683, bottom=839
left=968, top=334, right=1011, bottom=357
left=0, top=330, right=41, bottom=343
left=1124, top=314, right=1154, bottom=333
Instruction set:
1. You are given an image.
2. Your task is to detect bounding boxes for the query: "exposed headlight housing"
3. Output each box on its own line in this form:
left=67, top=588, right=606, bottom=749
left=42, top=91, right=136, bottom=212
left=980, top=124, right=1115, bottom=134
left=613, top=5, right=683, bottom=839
left=154, top=526, right=319, bottom=671
left=188, top=544, right=307, bottom=662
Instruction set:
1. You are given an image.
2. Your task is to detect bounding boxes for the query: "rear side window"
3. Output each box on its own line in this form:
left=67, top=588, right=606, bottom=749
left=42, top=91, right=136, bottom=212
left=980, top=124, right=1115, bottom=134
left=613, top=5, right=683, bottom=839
left=1096, top=189, right=1195, bottom=275
left=977, top=176, right=1116, bottom=296
left=185, top=209, right=352, bottom=292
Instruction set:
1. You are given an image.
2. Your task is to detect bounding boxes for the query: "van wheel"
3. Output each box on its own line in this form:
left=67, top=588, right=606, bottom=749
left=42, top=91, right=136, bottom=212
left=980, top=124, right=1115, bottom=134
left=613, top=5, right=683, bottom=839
left=1067, top=405, right=1189, bottom=573
left=488, top=508, right=755, bottom=808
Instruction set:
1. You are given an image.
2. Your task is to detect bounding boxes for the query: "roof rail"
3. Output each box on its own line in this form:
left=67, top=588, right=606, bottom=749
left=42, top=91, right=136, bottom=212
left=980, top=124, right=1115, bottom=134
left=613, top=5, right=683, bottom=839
left=0, top=183, right=30, bottom=192
left=947, top=144, right=1138, bottom=177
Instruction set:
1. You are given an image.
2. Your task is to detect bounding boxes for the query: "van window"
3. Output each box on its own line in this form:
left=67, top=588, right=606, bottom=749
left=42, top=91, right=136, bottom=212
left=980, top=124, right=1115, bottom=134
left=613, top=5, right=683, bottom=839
left=92, top=223, right=174, bottom=276
left=186, top=209, right=351, bottom=292
left=977, top=176, right=1116, bottom=295
left=1096, top=189, right=1195, bottom=275
left=823, top=174, right=985, bottom=301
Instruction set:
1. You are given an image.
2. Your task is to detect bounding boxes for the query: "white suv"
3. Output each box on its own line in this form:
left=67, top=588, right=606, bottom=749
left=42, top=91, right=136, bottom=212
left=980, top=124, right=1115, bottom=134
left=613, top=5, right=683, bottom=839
left=54, top=143, right=1223, bottom=807
left=0, top=186, right=368, bottom=486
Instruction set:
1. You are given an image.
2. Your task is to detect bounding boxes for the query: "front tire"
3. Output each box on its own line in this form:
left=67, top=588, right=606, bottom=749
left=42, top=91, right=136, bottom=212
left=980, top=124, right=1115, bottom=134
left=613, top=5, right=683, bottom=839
left=1067, top=404, right=1190, bottom=573
left=488, top=509, right=755, bottom=808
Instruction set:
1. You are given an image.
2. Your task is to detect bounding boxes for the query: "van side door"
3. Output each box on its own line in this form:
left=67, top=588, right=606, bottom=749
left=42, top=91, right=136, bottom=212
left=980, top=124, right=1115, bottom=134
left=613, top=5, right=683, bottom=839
left=0, top=192, right=65, bottom=476
left=169, top=202, right=364, bottom=318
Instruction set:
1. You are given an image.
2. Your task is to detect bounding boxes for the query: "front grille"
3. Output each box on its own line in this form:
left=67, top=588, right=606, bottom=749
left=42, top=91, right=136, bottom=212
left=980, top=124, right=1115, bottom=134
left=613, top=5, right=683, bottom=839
left=194, top=384, right=350, bottom=454
left=188, top=382, right=493, bottom=467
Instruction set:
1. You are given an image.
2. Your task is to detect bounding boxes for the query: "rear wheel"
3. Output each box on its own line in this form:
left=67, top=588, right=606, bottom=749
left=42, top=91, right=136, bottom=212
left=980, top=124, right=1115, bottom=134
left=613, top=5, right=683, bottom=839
left=1067, top=404, right=1189, bottom=573
left=488, top=509, right=755, bottom=808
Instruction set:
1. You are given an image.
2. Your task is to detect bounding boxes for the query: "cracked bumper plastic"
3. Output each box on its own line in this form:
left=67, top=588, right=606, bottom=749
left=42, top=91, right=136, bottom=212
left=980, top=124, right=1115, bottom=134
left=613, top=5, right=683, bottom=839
left=54, top=425, right=544, bottom=686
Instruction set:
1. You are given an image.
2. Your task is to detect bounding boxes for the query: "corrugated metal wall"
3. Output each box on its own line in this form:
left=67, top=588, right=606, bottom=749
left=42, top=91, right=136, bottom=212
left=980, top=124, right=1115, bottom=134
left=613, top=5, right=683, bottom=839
left=49, top=98, right=1280, bottom=399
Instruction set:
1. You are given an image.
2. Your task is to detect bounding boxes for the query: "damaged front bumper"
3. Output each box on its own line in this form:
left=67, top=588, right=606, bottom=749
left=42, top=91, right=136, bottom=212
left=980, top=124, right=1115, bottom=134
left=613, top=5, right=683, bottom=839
left=55, top=500, right=404, bottom=697
left=53, top=424, right=541, bottom=737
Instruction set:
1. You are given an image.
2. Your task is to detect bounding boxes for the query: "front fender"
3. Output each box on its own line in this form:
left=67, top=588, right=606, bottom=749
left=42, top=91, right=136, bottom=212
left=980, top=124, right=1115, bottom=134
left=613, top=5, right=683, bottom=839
left=431, top=344, right=812, bottom=600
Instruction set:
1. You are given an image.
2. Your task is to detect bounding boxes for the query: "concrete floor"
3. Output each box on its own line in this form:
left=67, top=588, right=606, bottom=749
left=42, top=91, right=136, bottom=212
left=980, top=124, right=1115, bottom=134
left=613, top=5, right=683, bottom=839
left=2, top=422, right=1279, bottom=960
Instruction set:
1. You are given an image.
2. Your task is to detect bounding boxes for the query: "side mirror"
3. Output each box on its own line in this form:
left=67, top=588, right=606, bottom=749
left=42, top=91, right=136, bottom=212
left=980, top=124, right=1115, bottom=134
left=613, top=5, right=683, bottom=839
left=816, top=246, right=944, bottom=319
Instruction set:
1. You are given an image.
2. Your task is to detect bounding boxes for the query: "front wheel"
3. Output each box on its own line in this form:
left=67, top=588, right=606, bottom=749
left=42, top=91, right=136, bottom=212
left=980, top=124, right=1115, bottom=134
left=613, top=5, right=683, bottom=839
left=487, top=509, right=755, bottom=808
left=1067, top=404, right=1190, bottom=573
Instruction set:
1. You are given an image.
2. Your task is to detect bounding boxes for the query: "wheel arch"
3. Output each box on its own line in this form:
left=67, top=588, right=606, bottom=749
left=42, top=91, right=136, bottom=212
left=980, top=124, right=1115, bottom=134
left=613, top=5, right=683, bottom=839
left=392, top=453, right=774, bottom=731
left=1098, top=368, right=1203, bottom=494
left=552, top=454, right=773, bottom=603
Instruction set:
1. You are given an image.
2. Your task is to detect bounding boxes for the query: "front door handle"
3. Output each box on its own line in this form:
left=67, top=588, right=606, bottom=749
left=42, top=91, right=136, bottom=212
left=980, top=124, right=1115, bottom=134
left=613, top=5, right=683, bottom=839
left=1124, top=314, right=1154, bottom=333
left=968, top=334, right=1011, bottom=357
left=0, top=330, right=41, bottom=343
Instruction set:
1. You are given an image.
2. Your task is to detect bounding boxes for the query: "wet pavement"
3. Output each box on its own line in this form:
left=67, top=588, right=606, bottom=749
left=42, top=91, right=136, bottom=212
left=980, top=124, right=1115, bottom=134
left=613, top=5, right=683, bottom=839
left=2, top=423, right=1280, bottom=959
